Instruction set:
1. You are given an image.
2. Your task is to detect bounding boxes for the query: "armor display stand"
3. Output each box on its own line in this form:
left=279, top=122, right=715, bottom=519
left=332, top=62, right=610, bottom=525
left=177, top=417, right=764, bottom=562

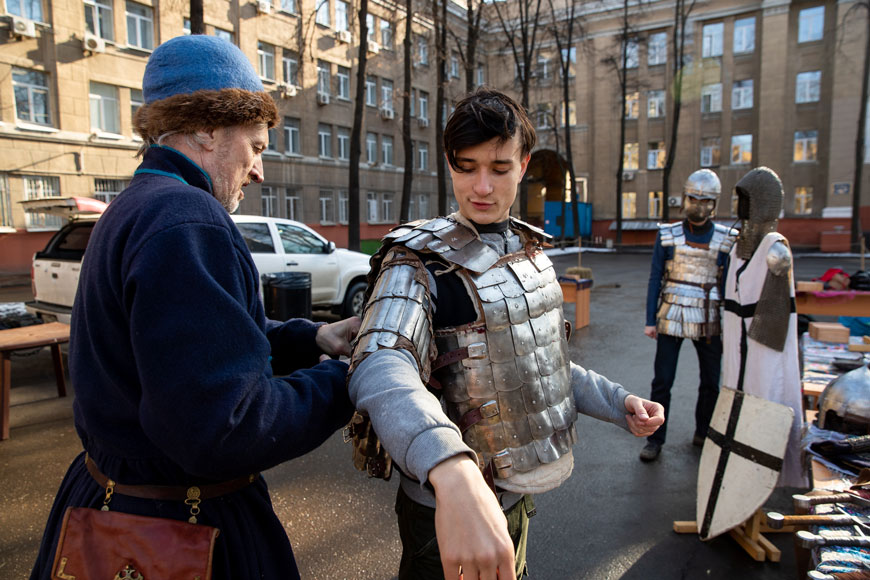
left=673, top=510, right=790, bottom=562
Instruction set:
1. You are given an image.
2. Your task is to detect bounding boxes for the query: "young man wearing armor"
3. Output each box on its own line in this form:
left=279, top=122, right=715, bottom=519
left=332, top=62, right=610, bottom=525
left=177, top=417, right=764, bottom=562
left=720, top=167, right=806, bottom=488
left=347, top=88, right=664, bottom=580
left=641, top=169, right=737, bottom=462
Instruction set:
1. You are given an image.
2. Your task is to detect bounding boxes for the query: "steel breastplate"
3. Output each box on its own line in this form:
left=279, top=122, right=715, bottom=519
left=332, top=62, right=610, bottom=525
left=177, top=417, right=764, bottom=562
left=432, top=247, right=576, bottom=479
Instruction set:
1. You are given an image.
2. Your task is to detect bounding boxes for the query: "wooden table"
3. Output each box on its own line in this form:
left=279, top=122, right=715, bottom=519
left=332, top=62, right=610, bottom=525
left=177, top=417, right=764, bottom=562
left=795, top=290, right=870, bottom=317
left=0, top=322, right=70, bottom=440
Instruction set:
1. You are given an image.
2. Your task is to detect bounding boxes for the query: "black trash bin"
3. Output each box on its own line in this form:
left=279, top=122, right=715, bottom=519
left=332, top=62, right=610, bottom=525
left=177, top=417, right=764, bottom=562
left=261, top=272, right=312, bottom=321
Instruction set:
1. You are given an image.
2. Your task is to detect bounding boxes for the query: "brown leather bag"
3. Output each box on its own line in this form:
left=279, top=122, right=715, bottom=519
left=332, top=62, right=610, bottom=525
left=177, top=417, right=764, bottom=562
left=51, top=507, right=219, bottom=580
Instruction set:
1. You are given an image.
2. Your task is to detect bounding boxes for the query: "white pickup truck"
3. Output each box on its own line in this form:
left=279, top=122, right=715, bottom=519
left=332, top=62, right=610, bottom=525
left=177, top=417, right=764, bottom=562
left=23, top=199, right=371, bottom=323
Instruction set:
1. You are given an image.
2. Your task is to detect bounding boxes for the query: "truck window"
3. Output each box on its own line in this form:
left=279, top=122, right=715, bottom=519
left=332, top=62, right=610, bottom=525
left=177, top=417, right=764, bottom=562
left=236, top=223, right=275, bottom=254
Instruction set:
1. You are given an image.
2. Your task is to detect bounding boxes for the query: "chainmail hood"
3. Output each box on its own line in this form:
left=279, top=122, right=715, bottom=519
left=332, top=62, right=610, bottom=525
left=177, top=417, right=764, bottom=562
left=735, top=167, right=783, bottom=259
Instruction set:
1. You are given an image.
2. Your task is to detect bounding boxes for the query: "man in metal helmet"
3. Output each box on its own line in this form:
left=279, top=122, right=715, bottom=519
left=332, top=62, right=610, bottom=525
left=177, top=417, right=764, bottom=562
left=720, top=166, right=806, bottom=487
left=641, top=169, right=738, bottom=462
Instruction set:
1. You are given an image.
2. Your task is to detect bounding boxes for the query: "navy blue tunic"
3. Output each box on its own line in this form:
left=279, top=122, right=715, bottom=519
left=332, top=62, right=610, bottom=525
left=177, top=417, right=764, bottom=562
left=30, top=146, right=353, bottom=579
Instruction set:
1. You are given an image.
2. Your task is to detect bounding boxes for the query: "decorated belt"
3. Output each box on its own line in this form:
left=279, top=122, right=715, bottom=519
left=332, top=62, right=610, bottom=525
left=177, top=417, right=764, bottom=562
left=724, top=298, right=796, bottom=318
left=84, top=454, right=258, bottom=501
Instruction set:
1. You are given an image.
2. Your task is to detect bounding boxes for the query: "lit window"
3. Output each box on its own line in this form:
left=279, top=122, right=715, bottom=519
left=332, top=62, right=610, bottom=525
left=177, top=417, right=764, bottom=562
left=702, top=22, right=723, bottom=58
left=622, top=192, right=637, bottom=219
left=794, top=187, right=813, bottom=215
left=796, top=71, right=821, bottom=104
left=700, top=137, right=720, bottom=167
left=648, top=191, right=663, bottom=219
left=648, top=32, right=667, bottom=66
left=89, top=81, right=120, bottom=134
left=647, top=141, right=665, bottom=170
left=794, top=130, right=818, bottom=163
left=732, top=79, right=753, bottom=110
left=798, top=6, right=824, bottom=43
left=85, top=0, right=114, bottom=41
left=561, top=100, right=576, bottom=126
left=733, top=17, right=755, bottom=54
left=625, top=92, right=639, bottom=119
left=126, top=1, right=153, bottom=50
left=13, top=68, right=51, bottom=126
left=701, top=83, right=722, bottom=113
left=623, top=142, right=639, bottom=171
left=731, top=134, right=752, bottom=165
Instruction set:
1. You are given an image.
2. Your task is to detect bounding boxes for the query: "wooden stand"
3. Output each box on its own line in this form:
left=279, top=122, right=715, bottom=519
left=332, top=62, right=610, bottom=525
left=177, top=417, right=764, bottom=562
left=673, top=509, right=790, bottom=562
left=558, top=277, right=592, bottom=329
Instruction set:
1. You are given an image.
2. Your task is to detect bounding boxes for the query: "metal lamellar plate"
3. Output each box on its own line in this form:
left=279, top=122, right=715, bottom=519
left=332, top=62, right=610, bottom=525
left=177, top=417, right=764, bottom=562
left=351, top=248, right=433, bottom=379
left=657, top=239, right=724, bottom=340
left=434, top=249, right=576, bottom=479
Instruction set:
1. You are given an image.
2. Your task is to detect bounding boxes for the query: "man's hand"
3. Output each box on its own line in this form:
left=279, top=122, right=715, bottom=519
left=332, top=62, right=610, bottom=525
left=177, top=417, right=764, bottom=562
left=316, top=316, right=361, bottom=360
left=624, top=394, right=665, bottom=438
left=429, top=455, right=516, bottom=580
left=644, top=325, right=657, bottom=339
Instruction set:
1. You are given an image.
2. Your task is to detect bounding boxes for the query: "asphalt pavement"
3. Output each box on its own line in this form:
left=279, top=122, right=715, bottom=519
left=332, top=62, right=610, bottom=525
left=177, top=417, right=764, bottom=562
left=0, top=250, right=862, bottom=579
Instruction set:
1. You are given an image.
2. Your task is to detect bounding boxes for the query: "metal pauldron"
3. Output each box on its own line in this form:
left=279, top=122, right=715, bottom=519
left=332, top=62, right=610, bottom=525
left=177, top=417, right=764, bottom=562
left=433, top=249, right=577, bottom=480
left=349, top=247, right=435, bottom=382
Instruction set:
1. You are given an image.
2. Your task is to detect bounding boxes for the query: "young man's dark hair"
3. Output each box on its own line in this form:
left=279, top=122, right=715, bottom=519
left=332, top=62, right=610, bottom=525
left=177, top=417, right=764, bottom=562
left=443, top=88, right=536, bottom=171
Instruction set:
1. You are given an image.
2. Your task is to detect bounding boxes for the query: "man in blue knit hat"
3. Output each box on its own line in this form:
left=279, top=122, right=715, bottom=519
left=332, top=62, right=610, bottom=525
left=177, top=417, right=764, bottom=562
left=30, top=35, right=359, bottom=580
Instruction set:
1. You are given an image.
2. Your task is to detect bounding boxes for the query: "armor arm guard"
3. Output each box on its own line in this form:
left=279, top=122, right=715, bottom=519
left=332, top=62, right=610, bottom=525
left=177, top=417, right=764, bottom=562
left=748, top=241, right=793, bottom=352
left=570, top=362, right=631, bottom=429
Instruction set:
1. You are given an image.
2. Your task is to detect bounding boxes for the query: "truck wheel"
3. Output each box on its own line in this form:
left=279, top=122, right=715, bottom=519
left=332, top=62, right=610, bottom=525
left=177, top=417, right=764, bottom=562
left=342, top=281, right=367, bottom=318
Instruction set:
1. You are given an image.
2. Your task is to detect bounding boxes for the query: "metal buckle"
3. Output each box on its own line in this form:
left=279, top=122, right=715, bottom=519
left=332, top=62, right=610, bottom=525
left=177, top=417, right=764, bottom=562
left=467, top=342, right=487, bottom=359
left=479, top=400, right=499, bottom=418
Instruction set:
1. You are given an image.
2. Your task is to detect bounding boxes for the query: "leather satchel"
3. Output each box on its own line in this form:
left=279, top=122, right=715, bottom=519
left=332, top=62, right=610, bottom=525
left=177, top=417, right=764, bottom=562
left=51, top=506, right=219, bottom=580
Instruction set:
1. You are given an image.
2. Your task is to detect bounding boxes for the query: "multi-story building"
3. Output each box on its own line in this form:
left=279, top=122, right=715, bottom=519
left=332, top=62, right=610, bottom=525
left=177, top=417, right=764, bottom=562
left=0, top=0, right=867, bottom=273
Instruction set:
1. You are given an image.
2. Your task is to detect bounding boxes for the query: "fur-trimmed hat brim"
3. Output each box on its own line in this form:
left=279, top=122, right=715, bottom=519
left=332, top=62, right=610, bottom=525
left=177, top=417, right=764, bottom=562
left=133, top=88, right=278, bottom=140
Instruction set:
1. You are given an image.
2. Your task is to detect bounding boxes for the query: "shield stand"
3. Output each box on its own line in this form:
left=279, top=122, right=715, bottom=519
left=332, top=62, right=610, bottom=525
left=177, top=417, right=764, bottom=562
left=673, top=510, right=794, bottom=562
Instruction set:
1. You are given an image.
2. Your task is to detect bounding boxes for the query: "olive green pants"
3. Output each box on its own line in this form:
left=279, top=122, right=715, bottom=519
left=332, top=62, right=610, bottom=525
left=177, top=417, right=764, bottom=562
left=394, top=485, right=533, bottom=579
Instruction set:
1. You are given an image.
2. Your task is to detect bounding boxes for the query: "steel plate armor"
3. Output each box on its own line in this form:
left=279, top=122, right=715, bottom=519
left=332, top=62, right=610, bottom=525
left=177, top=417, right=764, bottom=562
left=349, top=216, right=576, bottom=482
left=656, top=222, right=736, bottom=339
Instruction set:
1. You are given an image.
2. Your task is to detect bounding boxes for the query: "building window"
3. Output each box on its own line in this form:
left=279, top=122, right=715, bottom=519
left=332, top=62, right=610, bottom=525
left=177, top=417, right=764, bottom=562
left=258, top=42, right=275, bottom=81
left=622, top=192, right=637, bottom=219
left=126, top=1, right=153, bottom=50
left=560, top=47, right=576, bottom=78
left=365, top=76, right=377, bottom=106
left=267, top=128, right=277, bottom=152
left=648, top=191, right=662, bottom=219
left=280, top=0, right=296, bottom=14
left=534, top=103, right=551, bottom=128
left=561, top=100, right=576, bottom=126
left=733, top=17, right=755, bottom=54
left=94, top=178, right=127, bottom=203
left=283, top=55, right=299, bottom=86
left=623, top=142, right=639, bottom=171
left=284, top=117, right=300, bottom=155
left=317, top=60, right=330, bottom=96
left=130, top=88, right=143, bottom=124
left=366, top=191, right=378, bottom=222
left=796, top=70, right=821, bottom=103
left=416, top=35, right=428, bottom=65
left=13, top=68, right=51, bottom=126
left=337, top=127, right=350, bottom=160
left=89, top=82, right=120, bottom=134
left=625, top=39, right=639, bottom=69
left=380, top=19, right=393, bottom=49
left=381, top=79, right=394, bottom=112
left=732, top=79, right=753, bottom=110
left=315, top=0, right=330, bottom=26
left=366, top=132, right=377, bottom=163
left=647, top=90, right=665, bottom=118
left=625, top=92, right=639, bottom=119
left=794, top=130, right=818, bottom=163
left=702, top=22, right=723, bottom=58
left=24, top=175, right=62, bottom=229
left=418, top=91, right=429, bottom=121
left=476, top=63, right=485, bottom=87
left=213, top=27, right=233, bottom=42
left=536, top=55, right=551, bottom=80
left=381, top=192, right=394, bottom=223
left=794, top=186, right=813, bottom=215
left=418, top=141, right=428, bottom=171
left=335, top=0, right=348, bottom=31
left=318, top=124, right=332, bottom=158
left=701, top=83, right=722, bottom=113
left=366, top=13, right=375, bottom=42
left=285, top=190, right=300, bottom=220
left=336, top=66, right=350, bottom=99
left=0, top=174, right=10, bottom=228
left=261, top=186, right=277, bottom=217
left=382, top=135, right=394, bottom=165
left=319, top=190, right=335, bottom=224
left=647, top=141, right=665, bottom=170
left=731, top=134, right=752, bottom=164
left=85, top=0, right=114, bottom=40
left=700, top=137, right=720, bottom=167
left=798, top=6, right=824, bottom=43
left=8, top=0, right=42, bottom=20
left=409, top=193, right=430, bottom=220
left=338, top=190, right=348, bottom=223
left=450, top=53, right=460, bottom=78
left=648, top=32, right=667, bottom=66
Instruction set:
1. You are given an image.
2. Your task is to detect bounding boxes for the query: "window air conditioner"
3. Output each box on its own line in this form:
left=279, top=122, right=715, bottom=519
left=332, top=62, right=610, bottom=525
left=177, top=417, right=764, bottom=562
left=83, top=32, right=106, bottom=53
left=278, top=83, right=297, bottom=98
left=336, top=30, right=352, bottom=43
left=417, top=117, right=429, bottom=128
left=10, top=16, right=37, bottom=38
left=380, top=107, right=395, bottom=120
left=317, top=92, right=330, bottom=105
left=621, top=171, right=635, bottom=181
left=668, top=196, right=682, bottom=207
left=257, top=0, right=272, bottom=14
left=368, top=41, right=380, bottom=54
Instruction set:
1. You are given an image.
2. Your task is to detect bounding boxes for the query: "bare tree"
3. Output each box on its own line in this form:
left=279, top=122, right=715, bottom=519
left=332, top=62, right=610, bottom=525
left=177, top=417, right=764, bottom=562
left=348, top=0, right=370, bottom=251
left=661, top=0, right=696, bottom=223
left=189, top=0, right=204, bottom=34
left=845, top=2, right=870, bottom=248
left=449, top=0, right=484, bottom=94
left=435, top=0, right=449, bottom=215
left=491, top=0, right=545, bottom=221
left=400, top=0, right=414, bottom=223
left=547, top=0, right=584, bottom=241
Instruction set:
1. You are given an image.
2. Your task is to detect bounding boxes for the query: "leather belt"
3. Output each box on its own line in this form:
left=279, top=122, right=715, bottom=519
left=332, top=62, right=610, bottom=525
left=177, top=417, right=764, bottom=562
left=85, top=454, right=257, bottom=501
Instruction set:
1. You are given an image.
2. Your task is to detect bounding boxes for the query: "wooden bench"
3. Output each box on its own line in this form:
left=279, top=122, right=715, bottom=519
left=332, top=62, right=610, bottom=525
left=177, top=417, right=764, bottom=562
left=0, top=322, right=70, bottom=440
